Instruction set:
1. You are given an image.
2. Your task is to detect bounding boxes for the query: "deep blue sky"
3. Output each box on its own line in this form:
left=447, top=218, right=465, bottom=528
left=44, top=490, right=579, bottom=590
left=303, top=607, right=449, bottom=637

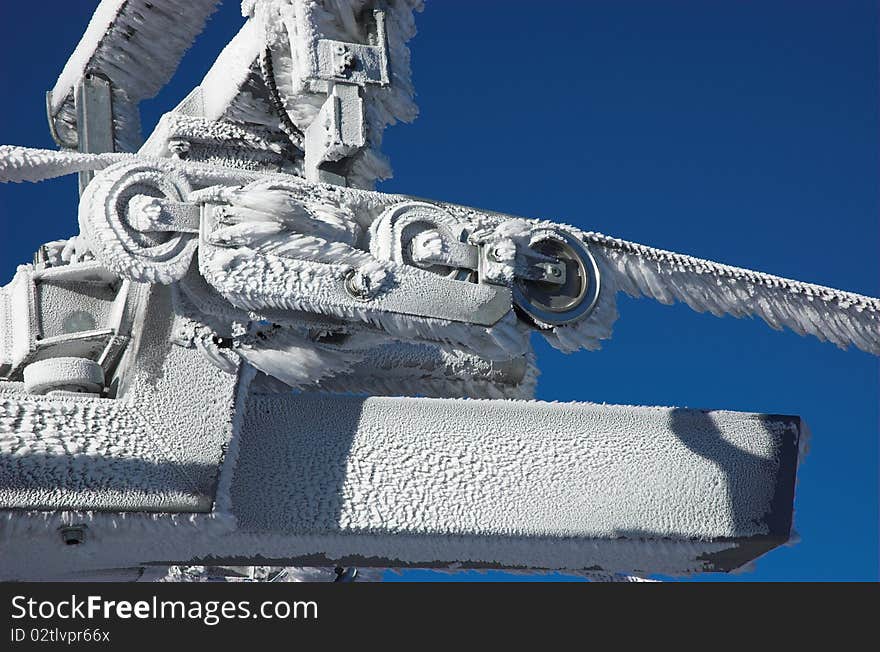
left=1, top=1, right=877, bottom=581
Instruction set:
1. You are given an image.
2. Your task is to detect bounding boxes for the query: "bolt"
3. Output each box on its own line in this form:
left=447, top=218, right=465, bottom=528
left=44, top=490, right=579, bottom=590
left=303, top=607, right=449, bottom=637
left=168, top=139, right=191, bottom=159
left=333, top=45, right=355, bottom=74
left=59, top=525, right=86, bottom=546
left=344, top=268, right=379, bottom=301
left=172, top=327, right=193, bottom=348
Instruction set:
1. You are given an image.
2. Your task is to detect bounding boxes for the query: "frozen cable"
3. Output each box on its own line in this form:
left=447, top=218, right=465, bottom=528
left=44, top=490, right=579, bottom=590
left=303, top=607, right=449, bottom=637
left=260, top=47, right=305, bottom=155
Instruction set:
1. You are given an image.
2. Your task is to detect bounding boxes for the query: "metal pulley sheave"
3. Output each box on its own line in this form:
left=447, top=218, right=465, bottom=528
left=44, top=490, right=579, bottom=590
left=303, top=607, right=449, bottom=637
left=510, top=229, right=601, bottom=327
left=78, top=160, right=199, bottom=284
left=369, top=202, right=602, bottom=328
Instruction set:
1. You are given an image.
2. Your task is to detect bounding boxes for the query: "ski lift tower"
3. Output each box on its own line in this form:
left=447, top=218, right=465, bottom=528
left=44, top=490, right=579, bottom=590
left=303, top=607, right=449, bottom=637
left=0, top=1, right=876, bottom=581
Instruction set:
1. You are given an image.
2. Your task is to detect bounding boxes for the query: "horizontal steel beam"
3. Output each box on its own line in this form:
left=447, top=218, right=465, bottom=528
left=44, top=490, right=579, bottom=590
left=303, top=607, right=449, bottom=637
left=0, top=282, right=801, bottom=578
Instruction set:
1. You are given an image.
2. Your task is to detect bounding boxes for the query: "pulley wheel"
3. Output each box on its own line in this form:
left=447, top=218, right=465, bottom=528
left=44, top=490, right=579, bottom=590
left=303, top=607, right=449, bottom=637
left=512, top=230, right=601, bottom=326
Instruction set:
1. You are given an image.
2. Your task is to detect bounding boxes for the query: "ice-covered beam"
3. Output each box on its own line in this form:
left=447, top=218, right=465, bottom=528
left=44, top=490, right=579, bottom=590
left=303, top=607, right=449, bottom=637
left=0, top=388, right=801, bottom=578
left=48, top=0, right=222, bottom=152
left=0, top=283, right=801, bottom=578
left=220, top=393, right=801, bottom=574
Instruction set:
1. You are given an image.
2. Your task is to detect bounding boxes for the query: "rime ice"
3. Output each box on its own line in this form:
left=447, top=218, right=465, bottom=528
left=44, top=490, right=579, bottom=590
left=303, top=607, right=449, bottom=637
left=0, top=0, right=873, bottom=581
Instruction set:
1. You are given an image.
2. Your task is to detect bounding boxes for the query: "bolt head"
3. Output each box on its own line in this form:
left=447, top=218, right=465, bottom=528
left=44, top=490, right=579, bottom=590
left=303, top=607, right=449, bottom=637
left=59, top=525, right=86, bottom=546
left=344, top=268, right=379, bottom=301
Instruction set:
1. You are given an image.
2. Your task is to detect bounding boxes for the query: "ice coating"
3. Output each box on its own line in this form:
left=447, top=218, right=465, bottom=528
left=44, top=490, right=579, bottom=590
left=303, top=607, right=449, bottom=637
left=245, top=0, right=423, bottom=188
left=49, top=0, right=222, bottom=152
left=0, top=146, right=131, bottom=184
left=3, top=141, right=877, bottom=363
left=0, top=0, right=872, bottom=582
left=582, top=229, right=880, bottom=356
left=0, top=380, right=801, bottom=578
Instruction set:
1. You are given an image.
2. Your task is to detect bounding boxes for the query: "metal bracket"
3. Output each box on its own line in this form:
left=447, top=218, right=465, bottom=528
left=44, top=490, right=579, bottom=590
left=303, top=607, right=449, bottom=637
left=45, top=91, right=77, bottom=149
left=410, top=230, right=480, bottom=271
left=75, top=74, right=115, bottom=194
left=311, top=9, right=390, bottom=87
left=126, top=196, right=202, bottom=234
left=523, top=261, right=567, bottom=285
left=304, top=83, right=366, bottom=185
left=295, top=5, right=391, bottom=185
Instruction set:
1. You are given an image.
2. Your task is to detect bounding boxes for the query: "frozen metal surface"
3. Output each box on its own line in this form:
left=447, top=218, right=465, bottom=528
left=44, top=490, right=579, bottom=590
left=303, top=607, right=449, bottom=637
left=233, top=394, right=799, bottom=542
left=0, top=387, right=800, bottom=578
left=48, top=0, right=222, bottom=152
left=1, top=0, right=874, bottom=582
left=0, top=284, right=243, bottom=512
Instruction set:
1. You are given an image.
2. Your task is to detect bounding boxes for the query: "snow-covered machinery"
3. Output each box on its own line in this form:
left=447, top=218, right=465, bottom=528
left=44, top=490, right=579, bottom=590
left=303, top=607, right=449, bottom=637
left=0, top=1, right=877, bottom=581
